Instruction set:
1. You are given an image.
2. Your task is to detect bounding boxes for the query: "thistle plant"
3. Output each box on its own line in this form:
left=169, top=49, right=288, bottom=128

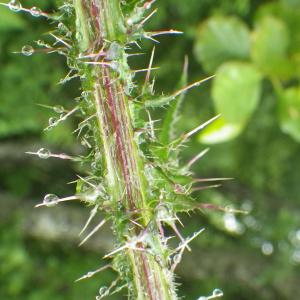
left=3, top=0, right=231, bottom=299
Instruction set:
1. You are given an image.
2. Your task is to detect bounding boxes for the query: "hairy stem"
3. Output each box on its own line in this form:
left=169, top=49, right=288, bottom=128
left=74, top=0, right=177, bottom=299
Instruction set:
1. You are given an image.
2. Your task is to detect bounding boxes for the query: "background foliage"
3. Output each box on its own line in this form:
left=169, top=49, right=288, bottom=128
left=0, top=0, right=299, bottom=299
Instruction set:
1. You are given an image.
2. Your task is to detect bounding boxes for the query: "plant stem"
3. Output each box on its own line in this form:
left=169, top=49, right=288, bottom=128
left=74, top=1, right=177, bottom=298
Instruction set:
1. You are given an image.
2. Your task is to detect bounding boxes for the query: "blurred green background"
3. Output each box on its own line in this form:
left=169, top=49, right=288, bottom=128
left=1, top=0, right=300, bottom=299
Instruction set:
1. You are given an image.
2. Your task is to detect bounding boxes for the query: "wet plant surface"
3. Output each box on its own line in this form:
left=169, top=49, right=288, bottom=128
left=1, top=1, right=300, bottom=300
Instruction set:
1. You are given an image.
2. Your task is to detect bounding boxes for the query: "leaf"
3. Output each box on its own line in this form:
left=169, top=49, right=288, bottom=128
left=159, top=56, right=188, bottom=144
left=256, top=2, right=300, bottom=55
left=212, top=62, right=262, bottom=124
left=251, top=16, right=294, bottom=77
left=278, top=87, right=300, bottom=142
left=194, top=16, right=251, bottom=73
left=198, top=116, right=244, bottom=144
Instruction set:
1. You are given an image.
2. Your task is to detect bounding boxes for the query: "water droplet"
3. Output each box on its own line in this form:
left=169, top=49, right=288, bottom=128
left=43, top=194, right=59, bottom=207
left=212, top=289, right=223, bottom=298
left=296, top=229, right=300, bottom=241
left=80, top=186, right=103, bottom=203
left=99, top=286, right=108, bottom=296
left=53, top=105, right=64, bottom=113
left=224, top=205, right=235, bottom=213
left=261, top=241, right=274, bottom=256
left=58, top=22, right=67, bottom=32
left=8, top=0, right=22, bottom=12
left=36, top=40, right=44, bottom=46
left=49, top=117, right=58, bottom=127
left=37, top=148, right=50, bottom=159
left=30, top=6, right=42, bottom=17
left=154, top=255, right=164, bottom=266
left=21, top=45, right=34, bottom=56
left=197, top=297, right=207, bottom=300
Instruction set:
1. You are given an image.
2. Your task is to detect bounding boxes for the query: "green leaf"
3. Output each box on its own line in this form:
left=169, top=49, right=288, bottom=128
left=278, top=87, right=300, bottom=142
left=251, top=16, right=294, bottom=77
left=212, top=62, right=262, bottom=124
left=198, top=116, right=244, bottom=144
left=194, top=16, right=251, bottom=73
left=255, top=2, right=300, bottom=55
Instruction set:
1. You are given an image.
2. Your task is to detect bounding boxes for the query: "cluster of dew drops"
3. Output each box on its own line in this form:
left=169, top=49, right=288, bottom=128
left=6, top=0, right=44, bottom=56
left=8, top=0, right=43, bottom=17
left=33, top=149, right=71, bottom=208
left=36, top=146, right=74, bottom=208
left=21, top=12, right=62, bottom=212
left=9, top=0, right=89, bottom=210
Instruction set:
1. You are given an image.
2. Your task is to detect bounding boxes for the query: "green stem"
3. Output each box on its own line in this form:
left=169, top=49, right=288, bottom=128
left=74, top=1, right=177, bottom=299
